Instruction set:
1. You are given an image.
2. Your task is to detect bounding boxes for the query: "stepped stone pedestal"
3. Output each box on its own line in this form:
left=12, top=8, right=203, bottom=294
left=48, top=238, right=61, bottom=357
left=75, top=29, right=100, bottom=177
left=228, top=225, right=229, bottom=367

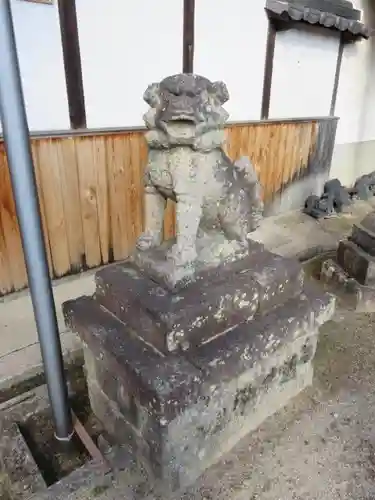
left=321, top=211, right=375, bottom=311
left=63, top=73, right=335, bottom=492
left=63, top=239, right=335, bottom=492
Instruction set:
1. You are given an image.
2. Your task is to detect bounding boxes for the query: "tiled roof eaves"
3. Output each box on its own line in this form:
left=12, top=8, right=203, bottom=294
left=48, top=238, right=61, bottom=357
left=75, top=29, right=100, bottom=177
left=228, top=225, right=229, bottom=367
left=266, top=0, right=373, bottom=39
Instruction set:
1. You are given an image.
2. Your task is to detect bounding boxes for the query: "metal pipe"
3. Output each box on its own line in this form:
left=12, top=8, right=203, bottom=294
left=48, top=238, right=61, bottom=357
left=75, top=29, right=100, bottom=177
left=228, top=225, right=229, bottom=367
left=0, top=0, right=73, bottom=440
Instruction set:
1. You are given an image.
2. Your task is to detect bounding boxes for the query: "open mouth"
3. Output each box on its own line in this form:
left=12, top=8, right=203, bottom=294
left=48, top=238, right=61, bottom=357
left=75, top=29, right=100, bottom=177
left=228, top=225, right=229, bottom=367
left=168, top=116, right=197, bottom=123
left=162, top=120, right=196, bottom=139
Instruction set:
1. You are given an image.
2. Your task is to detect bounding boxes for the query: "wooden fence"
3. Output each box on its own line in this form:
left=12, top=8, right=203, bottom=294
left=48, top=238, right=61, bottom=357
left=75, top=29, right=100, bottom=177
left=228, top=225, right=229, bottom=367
left=0, top=117, right=338, bottom=295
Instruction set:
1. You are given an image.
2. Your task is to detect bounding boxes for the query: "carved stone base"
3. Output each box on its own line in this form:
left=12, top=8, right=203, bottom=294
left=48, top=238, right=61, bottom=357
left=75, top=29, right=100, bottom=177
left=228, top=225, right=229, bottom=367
left=95, top=241, right=304, bottom=353
left=64, top=281, right=335, bottom=492
left=131, top=234, right=255, bottom=291
left=337, top=239, right=375, bottom=286
left=330, top=211, right=375, bottom=287
left=321, top=258, right=375, bottom=312
left=321, top=212, right=375, bottom=311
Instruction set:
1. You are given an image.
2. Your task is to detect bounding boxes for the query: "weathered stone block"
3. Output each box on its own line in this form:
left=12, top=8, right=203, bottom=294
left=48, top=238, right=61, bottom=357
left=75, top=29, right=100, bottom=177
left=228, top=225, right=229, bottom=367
left=337, top=239, right=375, bottom=285
left=0, top=419, right=47, bottom=499
left=64, top=297, right=203, bottom=422
left=95, top=244, right=304, bottom=353
left=64, top=285, right=335, bottom=492
left=351, top=217, right=375, bottom=257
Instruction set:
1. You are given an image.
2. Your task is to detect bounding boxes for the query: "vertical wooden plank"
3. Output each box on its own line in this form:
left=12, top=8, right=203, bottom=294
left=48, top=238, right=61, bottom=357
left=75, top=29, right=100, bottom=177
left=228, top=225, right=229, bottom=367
left=35, top=138, right=71, bottom=277
left=308, top=119, right=338, bottom=177
left=258, top=124, right=275, bottom=202
left=225, top=125, right=241, bottom=160
left=93, top=136, right=110, bottom=264
left=239, top=125, right=251, bottom=159
left=272, top=123, right=289, bottom=198
left=0, top=146, right=17, bottom=294
left=0, top=146, right=27, bottom=291
left=138, top=131, right=148, bottom=235
left=128, top=132, right=144, bottom=247
left=251, top=124, right=266, bottom=184
left=281, top=124, right=300, bottom=188
left=31, top=142, right=54, bottom=277
left=56, top=138, right=85, bottom=272
left=106, top=135, right=131, bottom=261
left=75, top=137, right=102, bottom=268
left=296, top=122, right=315, bottom=180
left=0, top=217, right=12, bottom=295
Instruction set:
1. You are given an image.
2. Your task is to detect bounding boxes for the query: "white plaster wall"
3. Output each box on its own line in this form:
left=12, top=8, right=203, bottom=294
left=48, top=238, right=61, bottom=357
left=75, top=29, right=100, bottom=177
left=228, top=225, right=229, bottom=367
left=194, top=0, right=269, bottom=122
left=269, top=26, right=340, bottom=119
left=75, top=0, right=183, bottom=129
left=1, top=0, right=70, bottom=132
left=330, top=0, right=375, bottom=185
left=334, top=0, right=375, bottom=147
left=334, top=37, right=371, bottom=145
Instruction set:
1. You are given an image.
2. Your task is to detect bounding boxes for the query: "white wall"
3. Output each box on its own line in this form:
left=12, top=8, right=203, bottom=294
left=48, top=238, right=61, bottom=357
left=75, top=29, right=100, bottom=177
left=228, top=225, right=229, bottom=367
left=329, top=0, right=375, bottom=184
left=76, top=0, right=184, bottom=129
left=3, top=0, right=70, bottom=132
left=194, top=0, right=269, bottom=122
left=269, top=26, right=340, bottom=119
left=334, top=34, right=371, bottom=145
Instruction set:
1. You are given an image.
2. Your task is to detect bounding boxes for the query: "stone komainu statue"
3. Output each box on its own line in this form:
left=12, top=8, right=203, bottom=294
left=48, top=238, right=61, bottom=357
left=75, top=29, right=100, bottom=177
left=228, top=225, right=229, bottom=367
left=136, top=74, right=263, bottom=279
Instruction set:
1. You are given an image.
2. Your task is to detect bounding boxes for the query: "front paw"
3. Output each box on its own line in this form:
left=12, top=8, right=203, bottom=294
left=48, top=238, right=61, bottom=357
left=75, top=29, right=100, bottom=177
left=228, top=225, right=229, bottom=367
left=136, top=231, right=162, bottom=251
left=167, top=244, right=197, bottom=267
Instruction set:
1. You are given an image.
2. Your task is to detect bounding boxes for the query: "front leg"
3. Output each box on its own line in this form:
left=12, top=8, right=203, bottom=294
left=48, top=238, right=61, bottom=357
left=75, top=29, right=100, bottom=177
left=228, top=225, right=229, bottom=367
left=168, top=172, right=203, bottom=267
left=136, top=184, right=166, bottom=251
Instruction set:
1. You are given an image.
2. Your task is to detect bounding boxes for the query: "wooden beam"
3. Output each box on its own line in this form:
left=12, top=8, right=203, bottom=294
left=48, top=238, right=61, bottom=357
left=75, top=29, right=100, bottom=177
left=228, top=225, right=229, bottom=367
left=183, top=0, right=195, bottom=73
left=261, top=20, right=276, bottom=120
left=330, top=33, right=344, bottom=116
left=58, top=0, right=86, bottom=129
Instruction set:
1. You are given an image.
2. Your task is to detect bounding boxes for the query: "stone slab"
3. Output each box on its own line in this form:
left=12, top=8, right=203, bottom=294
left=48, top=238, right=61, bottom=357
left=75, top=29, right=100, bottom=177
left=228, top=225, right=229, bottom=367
left=95, top=248, right=304, bottom=353
left=351, top=216, right=375, bottom=257
left=0, top=419, right=47, bottom=499
left=321, top=258, right=375, bottom=313
left=27, top=461, right=113, bottom=500
left=186, top=283, right=335, bottom=383
left=63, top=296, right=204, bottom=422
left=0, top=384, right=113, bottom=500
left=131, top=237, right=260, bottom=292
left=337, top=239, right=375, bottom=286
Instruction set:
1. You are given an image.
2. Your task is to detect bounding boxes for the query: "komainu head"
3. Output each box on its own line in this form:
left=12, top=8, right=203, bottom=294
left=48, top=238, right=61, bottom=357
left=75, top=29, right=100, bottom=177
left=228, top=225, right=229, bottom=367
left=143, top=74, right=230, bottom=143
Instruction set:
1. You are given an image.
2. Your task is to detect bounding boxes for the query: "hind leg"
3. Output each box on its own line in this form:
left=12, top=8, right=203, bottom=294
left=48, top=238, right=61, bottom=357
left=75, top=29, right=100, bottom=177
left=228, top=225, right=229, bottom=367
left=218, top=192, right=250, bottom=248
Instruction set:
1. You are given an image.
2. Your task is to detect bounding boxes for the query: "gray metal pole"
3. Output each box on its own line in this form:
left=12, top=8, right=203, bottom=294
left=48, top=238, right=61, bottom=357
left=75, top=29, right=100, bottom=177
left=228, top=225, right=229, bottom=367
left=0, top=0, right=73, bottom=440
